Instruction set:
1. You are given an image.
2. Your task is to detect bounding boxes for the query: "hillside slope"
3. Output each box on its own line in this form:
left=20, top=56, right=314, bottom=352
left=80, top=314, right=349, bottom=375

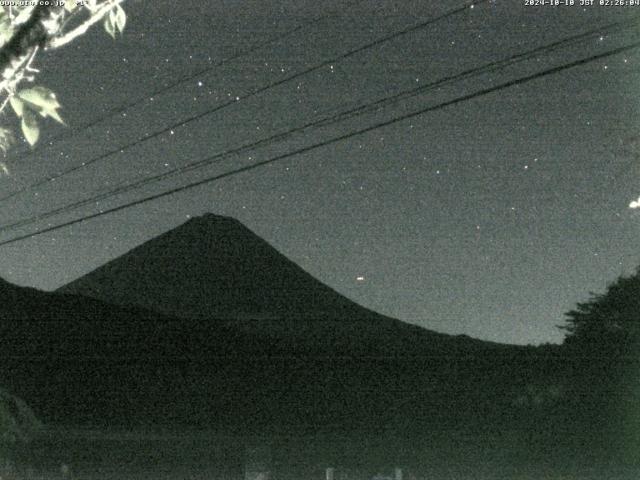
left=0, top=275, right=527, bottom=432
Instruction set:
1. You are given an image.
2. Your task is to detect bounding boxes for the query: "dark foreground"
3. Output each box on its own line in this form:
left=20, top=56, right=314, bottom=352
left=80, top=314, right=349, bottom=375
left=2, top=425, right=638, bottom=480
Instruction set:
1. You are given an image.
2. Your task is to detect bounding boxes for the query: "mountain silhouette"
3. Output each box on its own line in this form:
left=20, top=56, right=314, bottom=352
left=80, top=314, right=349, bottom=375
left=0, top=215, right=529, bottom=431
left=57, top=213, right=498, bottom=354
left=59, top=214, right=382, bottom=321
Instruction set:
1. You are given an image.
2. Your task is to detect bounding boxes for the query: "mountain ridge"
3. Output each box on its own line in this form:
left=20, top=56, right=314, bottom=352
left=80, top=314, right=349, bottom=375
left=56, top=213, right=508, bottom=353
left=59, top=213, right=386, bottom=322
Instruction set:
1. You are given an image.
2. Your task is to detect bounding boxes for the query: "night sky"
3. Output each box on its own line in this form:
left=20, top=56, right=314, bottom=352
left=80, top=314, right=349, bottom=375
left=0, top=0, right=639, bottom=345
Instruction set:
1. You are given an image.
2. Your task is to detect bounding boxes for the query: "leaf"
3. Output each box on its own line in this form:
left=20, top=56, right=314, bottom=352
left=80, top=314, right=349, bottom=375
left=114, top=4, right=126, bottom=33
left=18, top=87, right=60, bottom=111
left=18, top=87, right=64, bottom=124
left=64, top=2, right=77, bottom=13
left=48, top=108, right=65, bottom=125
left=9, top=96, right=24, bottom=118
left=104, top=14, right=116, bottom=39
left=21, top=109, right=39, bottom=146
left=39, top=106, right=65, bottom=125
left=105, top=4, right=126, bottom=38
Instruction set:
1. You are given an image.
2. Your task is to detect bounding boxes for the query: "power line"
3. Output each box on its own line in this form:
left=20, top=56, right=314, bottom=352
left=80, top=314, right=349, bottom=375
left=321, top=16, right=640, bottom=128
left=0, top=40, right=636, bottom=248
left=0, top=0, right=489, bottom=204
left=0, top=19, right=637, bottom=234
left=3, top=0, right=366, bottom=163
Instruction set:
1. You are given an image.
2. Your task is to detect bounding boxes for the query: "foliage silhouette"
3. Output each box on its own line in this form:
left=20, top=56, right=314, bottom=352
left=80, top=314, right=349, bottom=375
left=560, top=266, right=640, bottom=465
left=562, top=266, right=640, bottom=353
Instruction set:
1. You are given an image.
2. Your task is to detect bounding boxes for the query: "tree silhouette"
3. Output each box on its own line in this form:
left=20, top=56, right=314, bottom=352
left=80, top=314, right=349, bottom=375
left=562, top=266, right=640, bottom=353
left=560, top=268, right=640, bottom=465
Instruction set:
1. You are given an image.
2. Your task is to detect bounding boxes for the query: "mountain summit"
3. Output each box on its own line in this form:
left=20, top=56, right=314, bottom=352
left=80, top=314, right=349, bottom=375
left=59, top=214, right=379, bottom=322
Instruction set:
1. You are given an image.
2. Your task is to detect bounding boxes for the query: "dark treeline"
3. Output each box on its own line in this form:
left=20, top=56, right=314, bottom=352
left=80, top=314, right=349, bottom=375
left=0, top=265, right=638, bottom=478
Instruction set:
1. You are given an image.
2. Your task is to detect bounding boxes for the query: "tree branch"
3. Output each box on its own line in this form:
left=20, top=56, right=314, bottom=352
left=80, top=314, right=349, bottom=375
left=49, top=0, right=126, bottom=49
left=0, top=5, right=65, bottom=76
left=0, top=1, right=127, bottom=152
